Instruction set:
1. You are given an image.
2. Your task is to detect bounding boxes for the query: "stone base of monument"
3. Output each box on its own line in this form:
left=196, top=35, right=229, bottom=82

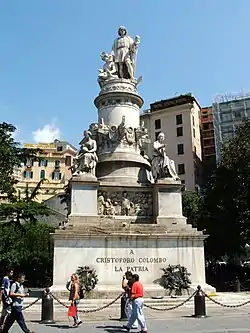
left=51, top=222, right=215, bottom=298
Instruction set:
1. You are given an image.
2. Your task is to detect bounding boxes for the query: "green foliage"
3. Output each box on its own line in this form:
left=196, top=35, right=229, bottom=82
left=0, top=122, right=38, bottom=198
left=200, top=120, right=250, bottom=261
left=0, top=180, right=52, bottom=224
left=76, top=266, right=98, bottom=293
left=159, top=264, right=191, bottom=296
left=182, top=191, right=200, bottom=227
left=0, top=222, right=54, bottom=287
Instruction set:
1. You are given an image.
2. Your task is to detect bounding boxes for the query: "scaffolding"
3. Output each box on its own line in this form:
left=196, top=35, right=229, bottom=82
left=212, top=90, right=250, bottom=162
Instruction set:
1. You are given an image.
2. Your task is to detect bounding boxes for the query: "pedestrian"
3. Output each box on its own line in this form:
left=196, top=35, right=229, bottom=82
left=0, top=267, right=14, bottom=330
left=2, top=273, right=34, bottom=333
left=123, top=274, right=147, bottom=333
left=67, top=274, right=82, bottom=328
left=122, top=272, right=138, bottom=329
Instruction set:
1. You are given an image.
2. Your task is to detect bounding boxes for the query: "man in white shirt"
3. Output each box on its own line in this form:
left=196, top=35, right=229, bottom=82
left=2, top=273, right=34, bottom=333
left=0, top=267, right=13, bottom=330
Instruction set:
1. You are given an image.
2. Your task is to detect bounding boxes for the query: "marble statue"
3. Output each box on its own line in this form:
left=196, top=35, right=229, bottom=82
left=98, top=52, right=118, bottom=87
left=151, top=132, right=180, bottom=181
left=112, top=26, right=140, bottom=80
left=98, top=194, right=105, bottom=215
left=72, top=130, right=98, bottom=176
left=121, top=191, right=133, bottom=216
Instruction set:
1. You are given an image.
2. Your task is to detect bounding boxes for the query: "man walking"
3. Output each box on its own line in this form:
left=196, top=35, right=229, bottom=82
left=122, top=271, right=138, bottom=329
left=123, top=274, right=147, bottom=333
left=2, top=273, right=34, bottom=333
left=0, top=267, right=13, bottom=330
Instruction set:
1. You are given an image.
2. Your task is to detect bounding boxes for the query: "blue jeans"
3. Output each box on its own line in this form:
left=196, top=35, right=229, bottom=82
left=2, top=306, right=30, bottom=333
left=73, top=300, right=81, bottom=323
left=127, top=298, right=147, bottom=331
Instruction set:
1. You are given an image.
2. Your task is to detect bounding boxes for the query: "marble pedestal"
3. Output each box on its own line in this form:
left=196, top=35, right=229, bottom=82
left=68, top=175, right=99, bottom=226
left=51, top=222, right=215, bottom=297
left=154, top=178, right=187, bottom=226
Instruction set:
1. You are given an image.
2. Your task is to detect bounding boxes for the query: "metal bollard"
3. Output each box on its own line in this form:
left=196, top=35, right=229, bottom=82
left=120, top=295, right=127, bottom=321
left=193, top=285, right=206, bottom=318
left=235, top=277, right=241, bottom=292
left=40, top=288, right=55, bottom=324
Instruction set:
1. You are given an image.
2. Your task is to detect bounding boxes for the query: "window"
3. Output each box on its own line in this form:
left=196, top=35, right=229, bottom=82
left=193, top=128, right=196, bottom=138
left=40, top=170, right=45, bottom=179
left=176, top=127, right=183, bottom=137
left=39, top=159, right=48, bottom=167
left=177, top=143, right=184, bottom=155
left=176, top=114, right=183, bottom=125
left=178, top=164, right=185, bottom=175
left=140, top=150, right=145, bottom=157
left=55, top=160, right=60, bottom=167
left=154, top=119, right=161, bottom=130
left=65, top=156, right=72, bottom=166
left=194, top=146, right=197, bottom=154
left=52, top=171, right=61, bottom=180
left=155, top=131, right=161, bottom=140
left=25, top=158, right=33, bottom=167
left=203, top=123, right=209, bottom=130
left=192, top=115, right=195, bottom=126
left=57, top=146, right=63, bottom=152
left=23, top=170, right=33, bottom=179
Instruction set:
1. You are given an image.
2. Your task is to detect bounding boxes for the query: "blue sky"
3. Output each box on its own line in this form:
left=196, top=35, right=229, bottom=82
left=1, top=0, right=250, bottom=147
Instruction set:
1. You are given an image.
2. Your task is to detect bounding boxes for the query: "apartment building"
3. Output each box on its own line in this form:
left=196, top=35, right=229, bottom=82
left=140, top=94, right=202, bottom=191
left=16, top=140, right=77, bottom=202
left=200, top=106, right=216, bottom=181
left=213, top=92, right=250, bottom=162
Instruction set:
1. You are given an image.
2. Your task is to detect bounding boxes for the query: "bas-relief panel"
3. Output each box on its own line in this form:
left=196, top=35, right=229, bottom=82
left=97, top=190, right=153, bottom=217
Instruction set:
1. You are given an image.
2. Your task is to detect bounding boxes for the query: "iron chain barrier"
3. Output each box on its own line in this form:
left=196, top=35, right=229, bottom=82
left=51, top=292, right=123, bottom=313
left=143, top=291, right=196, bottom=311
left=18, top=286, right=250, bottom=314
left=202, top=291, right=250, bottom=308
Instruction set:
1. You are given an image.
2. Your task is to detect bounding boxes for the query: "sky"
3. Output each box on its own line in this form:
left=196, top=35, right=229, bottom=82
left=1, top=0, right=250, bottom=147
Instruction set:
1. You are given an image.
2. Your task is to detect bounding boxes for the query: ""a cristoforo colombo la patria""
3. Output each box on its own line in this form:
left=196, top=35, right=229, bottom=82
left=95, top=250, right=167, bottom=272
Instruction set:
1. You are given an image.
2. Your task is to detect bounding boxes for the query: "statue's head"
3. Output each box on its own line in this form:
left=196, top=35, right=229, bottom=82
left=84, top=130, right=92, bottom=138
left=118, top=26, right=127, bottom=37
left=100, top=52, right=109, bottom=61
left=157, top=132, right=165, bottom=142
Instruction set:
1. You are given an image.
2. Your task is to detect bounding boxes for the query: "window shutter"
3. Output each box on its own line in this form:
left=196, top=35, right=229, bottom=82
left=59, top=173, right=62, bottom=180
left=52, top=172, right=55, bottom=180
left=30, top=171, right=33, bottom=179
left=23, top=171, right=26, bottom=178
left=45, top=160, right=48, bottom=167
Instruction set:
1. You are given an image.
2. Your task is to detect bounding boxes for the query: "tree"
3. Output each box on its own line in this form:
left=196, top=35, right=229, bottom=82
left=0, top=180, right=52, bottom=224
left=0, top=122, right=38, bottom=198
left=0, top=221, right=54, bottom=287
left=200, top=120, right=250, bottom=261
left=182, top=191, right=200, bottom=227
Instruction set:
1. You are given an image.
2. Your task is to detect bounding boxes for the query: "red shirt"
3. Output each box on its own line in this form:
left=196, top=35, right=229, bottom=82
left=131, top=281, right=143, bottom=299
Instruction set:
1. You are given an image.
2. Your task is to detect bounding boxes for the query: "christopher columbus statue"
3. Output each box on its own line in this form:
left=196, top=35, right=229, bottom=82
left=112, top=26, right=140, bottom=80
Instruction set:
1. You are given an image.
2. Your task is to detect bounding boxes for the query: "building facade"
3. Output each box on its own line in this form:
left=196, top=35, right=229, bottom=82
left=200, top=106, right=216, bottom=182
left=213, top=92, right=250, bottom=162
left=16, top=140, right=77, bottom=202
left=140, top=94, right=202, bottom=191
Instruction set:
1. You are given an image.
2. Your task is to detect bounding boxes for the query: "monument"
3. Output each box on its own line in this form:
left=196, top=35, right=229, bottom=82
left=51, top=26, right=214, bottom=296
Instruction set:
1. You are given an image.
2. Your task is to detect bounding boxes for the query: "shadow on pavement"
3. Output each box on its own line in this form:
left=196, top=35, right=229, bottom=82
left=46, top=324, right=72, bottom=329
left=96, top=325, right=125, bottom=332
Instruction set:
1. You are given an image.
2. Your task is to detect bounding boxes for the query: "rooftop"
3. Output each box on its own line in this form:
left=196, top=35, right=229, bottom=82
left=150, top=94, right=201, bottom=112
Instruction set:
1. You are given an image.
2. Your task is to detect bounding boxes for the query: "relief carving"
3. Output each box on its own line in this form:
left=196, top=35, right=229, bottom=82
left=88, top=116, right=149, bottom=154
left=97, top=191, right=153, bottom=217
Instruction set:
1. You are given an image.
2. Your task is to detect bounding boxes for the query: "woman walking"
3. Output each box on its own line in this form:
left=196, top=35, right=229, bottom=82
left=67, top=274, right=82, bottom=328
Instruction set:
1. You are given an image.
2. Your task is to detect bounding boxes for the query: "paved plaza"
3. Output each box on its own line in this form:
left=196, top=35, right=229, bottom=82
left=7, top=315, right=250, bottom=333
